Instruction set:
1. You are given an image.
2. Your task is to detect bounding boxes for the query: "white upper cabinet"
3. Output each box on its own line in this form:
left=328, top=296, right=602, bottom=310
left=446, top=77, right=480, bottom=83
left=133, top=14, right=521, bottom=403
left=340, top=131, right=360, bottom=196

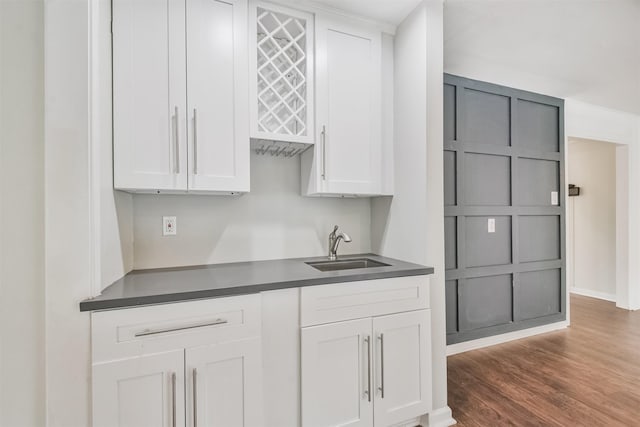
left=187, top=0, right=249, bottom=193
left=302, top=14, right=389, bottom=197
left=113, top=0, right=249, bottom=194
left=113, top=0, right=188, bottom=192
left=249, top=1, right=314, bottom=145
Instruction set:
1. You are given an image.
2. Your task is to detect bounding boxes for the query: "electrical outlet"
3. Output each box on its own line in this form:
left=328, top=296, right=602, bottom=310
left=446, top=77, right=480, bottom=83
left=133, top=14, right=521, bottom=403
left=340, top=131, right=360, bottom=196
left=551, top=191, right=559, bottom=205
left=163, top=216, right=177, bottom=236
left=488, top=218, right=496, bottom=233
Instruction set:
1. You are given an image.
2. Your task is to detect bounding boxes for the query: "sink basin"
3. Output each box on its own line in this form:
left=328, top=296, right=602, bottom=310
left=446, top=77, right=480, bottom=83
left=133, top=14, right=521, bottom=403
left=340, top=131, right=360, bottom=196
left=306, top=258, right=390, bottom=272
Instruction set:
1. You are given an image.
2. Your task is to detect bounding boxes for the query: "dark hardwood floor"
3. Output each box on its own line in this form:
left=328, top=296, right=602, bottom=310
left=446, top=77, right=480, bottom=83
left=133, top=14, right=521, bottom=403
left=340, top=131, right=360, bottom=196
left=447, top=294, right=640, bottom=426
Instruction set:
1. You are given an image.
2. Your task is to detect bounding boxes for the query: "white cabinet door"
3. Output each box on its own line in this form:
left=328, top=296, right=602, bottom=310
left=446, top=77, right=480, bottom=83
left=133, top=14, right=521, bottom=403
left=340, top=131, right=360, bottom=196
left=186, top=0, right=249, bottom=193
left=301, top=318, right=374, bottom=427
left=373, top=310, right=432, bottom=427
left=113, top=0, right=188, bottom=192
left=307, top=15, right=382, bottom=196
left=186, top=338, right=263, bottom=427
left=92, top=350, right=186, bottom=427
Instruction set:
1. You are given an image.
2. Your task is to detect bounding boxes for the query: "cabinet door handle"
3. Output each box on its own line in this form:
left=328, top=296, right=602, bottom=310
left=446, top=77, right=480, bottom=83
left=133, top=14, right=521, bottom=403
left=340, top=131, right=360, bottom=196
left=171, top=372, right=177, bottom=427
left=193, top=108, right=198, bottom=175
left=192, top=368, right=198, bottom=427
left=321, top=125, right=326, bottom=180
left=378, top=333, right=385, bottom=398
left=365, top=335, right=372, bottom=402
left=174, top=106, right=181, bottom=174
left=134, top=318, right=228, bottom=337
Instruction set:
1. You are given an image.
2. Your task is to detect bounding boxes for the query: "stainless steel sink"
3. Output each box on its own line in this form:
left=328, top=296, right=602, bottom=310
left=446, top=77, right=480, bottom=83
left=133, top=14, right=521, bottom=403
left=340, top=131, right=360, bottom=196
left=306, top=258, right=390, bottom=272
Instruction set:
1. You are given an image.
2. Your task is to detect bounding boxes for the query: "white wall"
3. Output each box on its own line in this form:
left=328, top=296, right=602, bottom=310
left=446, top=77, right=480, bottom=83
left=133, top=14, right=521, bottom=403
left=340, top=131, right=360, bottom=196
left=0, top=1, right=46, bottom=425
left=94, top=0, right=134, bottom=291
left=568, top=139, right=616, bottom=300
left=372, top=1, right=453, bottom=424
left=44, top=0, right=93, bottom=424
left=132, top=153, right=372, bottom=269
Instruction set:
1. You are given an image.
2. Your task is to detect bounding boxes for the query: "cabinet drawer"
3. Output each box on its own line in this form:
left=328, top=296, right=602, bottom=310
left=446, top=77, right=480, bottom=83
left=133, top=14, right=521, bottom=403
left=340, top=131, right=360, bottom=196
left=300, top=276, right=429, bottom=327
left=92, top=294, right=261, bottom=363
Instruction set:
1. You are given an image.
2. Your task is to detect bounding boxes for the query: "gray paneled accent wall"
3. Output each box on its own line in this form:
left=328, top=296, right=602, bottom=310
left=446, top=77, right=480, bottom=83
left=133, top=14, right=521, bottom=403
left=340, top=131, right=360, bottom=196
left=444, top=74, right=566, bottom=344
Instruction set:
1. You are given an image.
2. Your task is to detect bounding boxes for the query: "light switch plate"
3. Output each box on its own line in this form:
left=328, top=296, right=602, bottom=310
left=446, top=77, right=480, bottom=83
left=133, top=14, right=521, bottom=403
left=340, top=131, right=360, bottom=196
left=488, top=218, right=496, bottom=233
left=163, top=216, right=177, bottom=236
left=551, top=191, right=559, bottom=205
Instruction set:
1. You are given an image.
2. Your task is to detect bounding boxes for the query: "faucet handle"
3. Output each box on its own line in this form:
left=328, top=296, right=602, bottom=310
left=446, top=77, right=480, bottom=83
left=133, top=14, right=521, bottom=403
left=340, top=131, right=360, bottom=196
left=332, top=225, right=339, bottom=233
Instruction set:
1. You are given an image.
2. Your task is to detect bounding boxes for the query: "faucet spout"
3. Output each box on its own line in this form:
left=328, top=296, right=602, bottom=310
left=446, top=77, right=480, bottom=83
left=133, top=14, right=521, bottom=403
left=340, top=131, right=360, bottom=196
left=328, top=225, right=352, bottom=260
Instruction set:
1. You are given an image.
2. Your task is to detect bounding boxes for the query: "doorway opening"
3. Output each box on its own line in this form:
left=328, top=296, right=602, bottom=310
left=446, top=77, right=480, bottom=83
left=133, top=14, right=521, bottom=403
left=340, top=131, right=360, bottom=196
left=567, top=137, right=627, bottom=307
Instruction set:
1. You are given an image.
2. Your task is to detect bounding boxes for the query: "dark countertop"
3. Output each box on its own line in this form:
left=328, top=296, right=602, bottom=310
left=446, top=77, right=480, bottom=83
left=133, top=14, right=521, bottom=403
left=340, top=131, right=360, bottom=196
left=80, top=254, right=434, bottom=312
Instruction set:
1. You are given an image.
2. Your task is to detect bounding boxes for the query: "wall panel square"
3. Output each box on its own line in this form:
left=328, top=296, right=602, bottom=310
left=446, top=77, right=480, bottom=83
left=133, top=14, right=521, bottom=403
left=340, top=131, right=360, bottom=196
left=444, top=150, right=456, bottom=206
left=444, top=84, right=456, bottom=141
left=517, top=269, right=561, bottom=320
left=464, top=89, right=510, bottom=146
left=517, top=99, right=559, bottom=152
left=466, top=216, right=512, bottom=267
left=464, top=153, right=511, bottom=206
left=519, top=215, right=560, bottom=263
left=460, top=274, right=512, bottom=331
left=446, top=280, right=458, bottom=334
left=518, top=158, right=559, bottom=206
left=445, top=216, right=457, bottom=270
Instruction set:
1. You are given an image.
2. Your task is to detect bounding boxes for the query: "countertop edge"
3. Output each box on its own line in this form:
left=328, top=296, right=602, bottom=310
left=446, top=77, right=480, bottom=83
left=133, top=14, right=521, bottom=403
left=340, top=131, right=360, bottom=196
left=79, top=266, right=434, bottom=312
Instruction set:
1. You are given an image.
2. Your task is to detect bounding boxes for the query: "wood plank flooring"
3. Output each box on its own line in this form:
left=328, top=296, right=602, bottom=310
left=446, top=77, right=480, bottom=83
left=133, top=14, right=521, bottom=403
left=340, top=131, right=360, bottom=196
left=447, top=294, right=640, bottom=426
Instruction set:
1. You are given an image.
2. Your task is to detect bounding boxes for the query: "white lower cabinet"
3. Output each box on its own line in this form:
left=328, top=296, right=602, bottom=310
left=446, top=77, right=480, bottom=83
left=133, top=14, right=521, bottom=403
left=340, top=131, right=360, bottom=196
left=91, top=295, right=262, bottom=427
left=373, top=311, right=432, bottom=427
left=187, top=338, right=262, bottom=427
left=93, top=350, right=186, bottom=427
left=300, top=276, right=432, bottom=427
left=302, top=310, right=431, bottom=427
left=91, top=277, right=432, bottom=427
left=301, top=318, right=374, bottom=427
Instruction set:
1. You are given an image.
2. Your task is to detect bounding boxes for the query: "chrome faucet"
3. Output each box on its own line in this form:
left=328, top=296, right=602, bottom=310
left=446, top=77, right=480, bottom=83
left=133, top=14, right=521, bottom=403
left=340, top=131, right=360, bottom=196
left=328, top=225, right=352, bottom=260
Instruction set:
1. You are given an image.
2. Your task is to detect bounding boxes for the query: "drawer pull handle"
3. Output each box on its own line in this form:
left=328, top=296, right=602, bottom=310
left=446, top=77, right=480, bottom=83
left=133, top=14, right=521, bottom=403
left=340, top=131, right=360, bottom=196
left=193, top=368, right=198, bottom=427
left=193, top=108, right=198, bottom=175
left=365, top=335, right=372, bottom=402
left=321, top=125, right=327, bottom=180
left=171, top=372, right=177, bottom=427
left=174, top=106, right=180, bottom=174
left=134, top=318, right=228, bottom=337
left=378, top=333, right=385, bottom=398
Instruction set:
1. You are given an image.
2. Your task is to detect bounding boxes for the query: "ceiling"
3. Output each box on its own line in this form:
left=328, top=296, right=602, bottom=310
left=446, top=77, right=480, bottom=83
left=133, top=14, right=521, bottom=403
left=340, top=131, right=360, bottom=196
left=444, top=0, right=640, bottom=115
left=308, top=0, right=423, bottom=27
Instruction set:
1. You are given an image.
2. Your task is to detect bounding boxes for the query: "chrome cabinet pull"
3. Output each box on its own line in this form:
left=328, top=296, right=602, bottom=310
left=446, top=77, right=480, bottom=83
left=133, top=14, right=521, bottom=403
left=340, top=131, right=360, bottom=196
left=193, top=108, right=198, bottom=175
left=365, top=335, right=372, bottom=402
left=171, top=372, right=177, bottom=427
left=134, top=318, right=228, bottom=337
left=174, top=106, right=180, bottom=174
left=321, top=125, right=326, bottom=180
left=378, top=334, right=385, bottom=398
left=192, top=368, right=198, bottom=427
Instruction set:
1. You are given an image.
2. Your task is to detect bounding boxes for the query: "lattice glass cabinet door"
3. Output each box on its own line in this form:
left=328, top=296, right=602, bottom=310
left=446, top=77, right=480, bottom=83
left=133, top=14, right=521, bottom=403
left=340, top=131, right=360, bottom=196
left=249, top=1, right=315, bottom=144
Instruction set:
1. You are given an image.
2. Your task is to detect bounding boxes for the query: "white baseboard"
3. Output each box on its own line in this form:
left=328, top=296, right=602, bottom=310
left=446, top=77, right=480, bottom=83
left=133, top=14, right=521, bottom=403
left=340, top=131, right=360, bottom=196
left=570, top=287, right=616, bottom=302
left=446, top=321, right=568, bottom=356
left=424, top=406, right=456, bottom=427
